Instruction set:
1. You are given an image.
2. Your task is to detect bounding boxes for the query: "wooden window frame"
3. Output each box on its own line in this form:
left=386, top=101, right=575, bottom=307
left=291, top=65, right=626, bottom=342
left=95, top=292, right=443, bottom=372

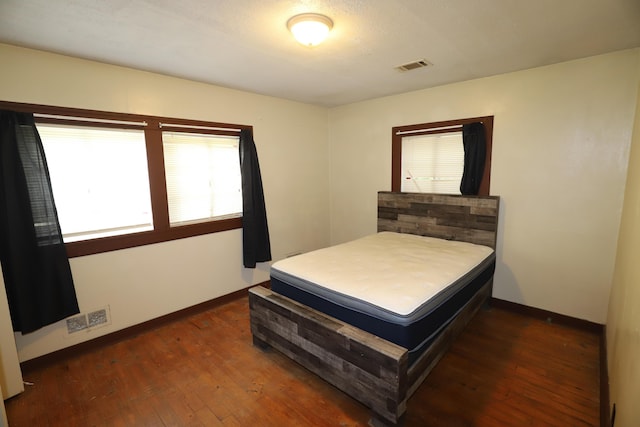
left=392, top=116, right=493, bottom=196
left=0, top=100, right=250, bottom=257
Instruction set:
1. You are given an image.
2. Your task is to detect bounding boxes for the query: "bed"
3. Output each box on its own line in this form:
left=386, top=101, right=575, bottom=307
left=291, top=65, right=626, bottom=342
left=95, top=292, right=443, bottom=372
left=249, top=191, right=500, bottom=426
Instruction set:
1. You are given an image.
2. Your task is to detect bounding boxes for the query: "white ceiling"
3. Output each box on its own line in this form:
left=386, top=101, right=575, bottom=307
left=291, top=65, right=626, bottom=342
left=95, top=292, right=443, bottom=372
left=0, top=0, right=639, bottom=107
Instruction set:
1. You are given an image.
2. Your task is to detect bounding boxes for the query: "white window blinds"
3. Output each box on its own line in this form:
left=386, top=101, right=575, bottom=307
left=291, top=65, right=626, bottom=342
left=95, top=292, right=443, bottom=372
left=37, top=124, right=153, bottom=242
left=162, top=132, right=242, bottom=226
left=400, top=132, right=464, bottom=194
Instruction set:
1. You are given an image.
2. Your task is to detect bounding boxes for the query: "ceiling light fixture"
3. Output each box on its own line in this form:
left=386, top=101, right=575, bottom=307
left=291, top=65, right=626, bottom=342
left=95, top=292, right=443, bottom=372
left=287, top=13, right=333, bottom=47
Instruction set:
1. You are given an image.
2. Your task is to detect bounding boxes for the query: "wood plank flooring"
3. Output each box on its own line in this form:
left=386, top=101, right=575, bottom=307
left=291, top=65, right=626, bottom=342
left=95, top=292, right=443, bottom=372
left=6, top=295, right=600, bottom=426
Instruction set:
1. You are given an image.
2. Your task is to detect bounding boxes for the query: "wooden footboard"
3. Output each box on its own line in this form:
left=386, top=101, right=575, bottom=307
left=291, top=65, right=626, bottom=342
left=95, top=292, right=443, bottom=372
left=249, top=278, right=492, bottom=426
left=249, top=285, right=409, bottom=425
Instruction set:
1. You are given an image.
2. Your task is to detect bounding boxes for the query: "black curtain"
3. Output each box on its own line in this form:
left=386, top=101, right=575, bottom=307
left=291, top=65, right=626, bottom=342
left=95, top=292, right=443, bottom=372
left=0, top=110, right=79, bottom=334
left=239, top=129, right=271, bottom=268
left=460, top=122, right=486, bottom=195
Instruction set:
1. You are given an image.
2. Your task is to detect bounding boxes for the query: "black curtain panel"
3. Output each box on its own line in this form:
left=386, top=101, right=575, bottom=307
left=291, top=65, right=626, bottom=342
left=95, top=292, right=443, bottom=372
left=239, top=129, right=271, bottom=268
left=460, top=122, right=487, bottom=195
left=0, top=110, right=79, bottom=333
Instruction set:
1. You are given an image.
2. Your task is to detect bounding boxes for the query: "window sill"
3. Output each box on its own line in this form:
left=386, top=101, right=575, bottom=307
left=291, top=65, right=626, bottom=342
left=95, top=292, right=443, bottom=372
left=66, top=216, right=242, bottom=257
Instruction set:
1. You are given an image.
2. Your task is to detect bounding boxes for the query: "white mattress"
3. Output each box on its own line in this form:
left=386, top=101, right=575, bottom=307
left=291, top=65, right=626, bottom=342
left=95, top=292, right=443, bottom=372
left=271, top=231, right=494, bottom=317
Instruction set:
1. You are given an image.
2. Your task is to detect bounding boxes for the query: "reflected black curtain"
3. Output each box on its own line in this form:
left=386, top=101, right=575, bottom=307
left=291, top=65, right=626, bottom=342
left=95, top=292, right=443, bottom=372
left=0, top=110, right=79, bottom=333
left=239, top=129, right=271, bottom=268
left=460, top=122, right=486, bottom=195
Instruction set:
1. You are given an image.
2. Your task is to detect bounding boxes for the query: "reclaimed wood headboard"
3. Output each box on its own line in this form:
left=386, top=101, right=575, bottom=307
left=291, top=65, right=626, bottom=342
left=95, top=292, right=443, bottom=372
left=377, top=191, right=500, bottom=249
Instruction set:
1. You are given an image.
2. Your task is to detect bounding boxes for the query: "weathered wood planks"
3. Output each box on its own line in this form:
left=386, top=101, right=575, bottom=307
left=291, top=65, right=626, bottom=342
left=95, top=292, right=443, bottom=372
left=249, top=278, right=494, bottom=426
left=249, top=286, right=408, bottom=425
left=378, top=192, right=500, bottom=248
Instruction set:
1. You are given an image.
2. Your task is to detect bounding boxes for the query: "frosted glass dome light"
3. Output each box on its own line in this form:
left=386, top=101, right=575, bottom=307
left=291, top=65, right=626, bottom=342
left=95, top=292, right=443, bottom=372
left=287, top=13, right=333, bottom=47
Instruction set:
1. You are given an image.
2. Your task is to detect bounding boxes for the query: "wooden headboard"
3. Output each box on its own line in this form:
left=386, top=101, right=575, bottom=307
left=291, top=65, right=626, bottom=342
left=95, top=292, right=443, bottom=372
left=377, top=192, right=500, bottom=249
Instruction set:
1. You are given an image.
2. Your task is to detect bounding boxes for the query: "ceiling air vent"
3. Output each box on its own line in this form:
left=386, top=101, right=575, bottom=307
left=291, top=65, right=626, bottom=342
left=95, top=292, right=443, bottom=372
left=395, top=59, right=431, bottom=72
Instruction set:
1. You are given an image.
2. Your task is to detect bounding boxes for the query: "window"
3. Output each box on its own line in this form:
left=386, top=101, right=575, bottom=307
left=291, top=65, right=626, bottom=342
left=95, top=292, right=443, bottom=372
left=163, top=131, right=241, bottom=226
left=400, top=132, right=464, bottom=193
left=38, top=124, right=153, bottom=242
left=0, top=101, right=250, bottom=257
left=392, top=116, right=493, bottom=195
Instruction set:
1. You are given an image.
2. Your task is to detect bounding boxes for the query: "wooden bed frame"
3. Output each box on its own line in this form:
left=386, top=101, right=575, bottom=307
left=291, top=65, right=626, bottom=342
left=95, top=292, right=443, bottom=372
left=249, top=192, right=500, bottom=426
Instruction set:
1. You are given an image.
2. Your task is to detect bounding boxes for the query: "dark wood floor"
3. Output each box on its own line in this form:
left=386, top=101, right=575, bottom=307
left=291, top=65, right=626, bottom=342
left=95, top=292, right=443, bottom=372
left=6, top=295, right=600, bottom=426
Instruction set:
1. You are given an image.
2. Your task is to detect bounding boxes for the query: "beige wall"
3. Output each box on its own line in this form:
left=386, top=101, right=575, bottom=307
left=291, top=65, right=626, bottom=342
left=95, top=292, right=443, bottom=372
left=328, top=49, right=640, bottom=324
left=606, top=59, right=640, bottom=427
left=0, top=43, right=331, bottom=361
left=0, top=383, right=7, bottom=427
left=0, top=270, right=22, bottom=398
